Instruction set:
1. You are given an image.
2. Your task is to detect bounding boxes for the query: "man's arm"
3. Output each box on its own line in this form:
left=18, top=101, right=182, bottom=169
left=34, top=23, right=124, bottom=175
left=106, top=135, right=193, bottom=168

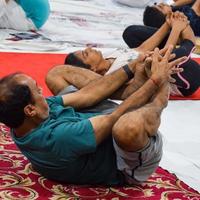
left=135, top=22, right=170, bottom=52
left=164, top=12, right=189, bottom=48
left=89, top=47, right=186, bottom=144
left=172, top=0, right=194, bottom=7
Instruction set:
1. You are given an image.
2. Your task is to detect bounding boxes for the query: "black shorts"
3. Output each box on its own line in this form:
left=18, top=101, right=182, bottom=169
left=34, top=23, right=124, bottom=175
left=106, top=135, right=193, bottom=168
left=171, top=39, right=200, bottom=96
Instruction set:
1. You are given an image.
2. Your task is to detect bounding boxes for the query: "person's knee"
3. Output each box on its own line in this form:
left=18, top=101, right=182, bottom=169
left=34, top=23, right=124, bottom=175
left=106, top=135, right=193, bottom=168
left=122, top=25, right=140, bottom=48
left=112, top=113, right=149, bottom=151
left=45, top=65, right=67, bottom=95
left=46, top=65, right=64, bottom=84
left=46, top=66, right=58, bottom=86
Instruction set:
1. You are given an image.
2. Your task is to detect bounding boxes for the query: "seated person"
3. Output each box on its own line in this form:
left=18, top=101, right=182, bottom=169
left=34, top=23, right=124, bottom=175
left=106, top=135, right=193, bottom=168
left=58, top=14, right=200, bottom=97
left=143, top=0, right=200, bottom=36
left=0, top=0, right=50, bottom=30
left=0, top=47, right=185, bottom=185
left=123, top=12, right=200, bottom=97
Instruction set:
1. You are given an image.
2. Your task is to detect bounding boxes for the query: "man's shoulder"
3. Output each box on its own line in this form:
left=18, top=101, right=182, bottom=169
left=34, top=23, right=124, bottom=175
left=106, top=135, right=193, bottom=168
left=46, top=96, right=63, bottom=106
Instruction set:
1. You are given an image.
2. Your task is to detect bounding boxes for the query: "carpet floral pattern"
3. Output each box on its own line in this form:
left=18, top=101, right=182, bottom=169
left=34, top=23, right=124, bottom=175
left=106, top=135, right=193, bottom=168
left=0, top=124, right=199, bottom=200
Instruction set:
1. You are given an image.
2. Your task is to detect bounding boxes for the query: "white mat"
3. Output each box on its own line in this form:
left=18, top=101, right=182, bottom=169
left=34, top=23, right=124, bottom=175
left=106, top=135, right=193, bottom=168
left=160, top=101, right=200, bottom=192
left=0, top=0, right=199, bottom=193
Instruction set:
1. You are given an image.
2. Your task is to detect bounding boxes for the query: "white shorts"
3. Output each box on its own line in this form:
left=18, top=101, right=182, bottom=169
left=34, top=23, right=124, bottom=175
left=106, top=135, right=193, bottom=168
left=113, top=132, right=163, bottom=184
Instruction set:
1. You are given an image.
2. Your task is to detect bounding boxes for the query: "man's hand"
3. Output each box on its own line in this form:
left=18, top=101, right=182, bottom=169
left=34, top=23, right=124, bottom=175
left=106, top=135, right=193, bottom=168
left=150, top=46, right=186, bottom=85
left=167, top=11, right=189, bottom=30
left=172, top=0, right=194, bottom=7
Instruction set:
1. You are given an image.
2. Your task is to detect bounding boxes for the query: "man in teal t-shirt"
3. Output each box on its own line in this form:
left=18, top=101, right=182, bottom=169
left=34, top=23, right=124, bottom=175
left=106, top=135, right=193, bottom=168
left=12, top=95, right=124, bottom=185
left=0, top=47, right=184, bottom=185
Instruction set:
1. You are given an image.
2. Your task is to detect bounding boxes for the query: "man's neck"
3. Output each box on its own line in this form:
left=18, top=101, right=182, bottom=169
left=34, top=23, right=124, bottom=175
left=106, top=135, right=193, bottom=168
left=14, top=118, right=44, bottom=137
left=95, top=59, right=113, bottom=75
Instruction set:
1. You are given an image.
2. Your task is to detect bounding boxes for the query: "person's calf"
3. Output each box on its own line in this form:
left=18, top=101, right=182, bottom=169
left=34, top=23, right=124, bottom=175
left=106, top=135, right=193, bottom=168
left=192, top=0, right=200, bottom=16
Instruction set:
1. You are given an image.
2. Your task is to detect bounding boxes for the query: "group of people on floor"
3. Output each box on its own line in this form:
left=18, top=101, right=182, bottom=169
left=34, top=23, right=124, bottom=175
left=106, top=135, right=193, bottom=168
left=0, top=0, right=199, bottom=187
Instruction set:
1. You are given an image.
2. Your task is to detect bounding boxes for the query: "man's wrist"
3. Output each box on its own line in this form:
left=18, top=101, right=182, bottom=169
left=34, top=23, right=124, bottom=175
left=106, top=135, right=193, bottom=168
left=164, top=21, right=171, bottom=29
left=172, top=26, right=182, bottom=32
left=127, top=61, right=136, bottom=74
left=150, top=75, right=162, bottom=87
left=122, top=64, right=135, bottom=80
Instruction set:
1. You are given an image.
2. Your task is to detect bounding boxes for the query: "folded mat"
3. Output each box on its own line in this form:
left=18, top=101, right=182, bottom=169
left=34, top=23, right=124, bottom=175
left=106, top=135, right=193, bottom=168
left=0, top=52, right=200, bottom=100
left=0, top=123, right=200, bottom=199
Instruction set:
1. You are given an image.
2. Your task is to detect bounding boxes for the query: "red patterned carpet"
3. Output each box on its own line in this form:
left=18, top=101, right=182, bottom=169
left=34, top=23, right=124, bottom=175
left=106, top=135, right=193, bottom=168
left=0, top=124, right=200, bottom=200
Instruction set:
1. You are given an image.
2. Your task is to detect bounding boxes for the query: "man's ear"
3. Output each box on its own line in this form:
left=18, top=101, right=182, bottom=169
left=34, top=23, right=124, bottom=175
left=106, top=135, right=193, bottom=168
left=24, top=104, right=36, bottom=117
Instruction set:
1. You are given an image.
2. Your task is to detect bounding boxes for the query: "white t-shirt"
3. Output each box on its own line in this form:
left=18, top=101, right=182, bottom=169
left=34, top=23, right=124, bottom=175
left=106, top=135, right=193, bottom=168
left=0, top=0, right=35, bottom=31
left=104, top=48, right=139, bottom=75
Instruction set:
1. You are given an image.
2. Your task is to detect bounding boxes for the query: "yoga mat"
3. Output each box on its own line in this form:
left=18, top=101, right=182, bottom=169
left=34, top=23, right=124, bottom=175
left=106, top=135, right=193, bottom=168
left=0, top=52, right=199, bottom=99
left=0, top=52, right=66, bottom=97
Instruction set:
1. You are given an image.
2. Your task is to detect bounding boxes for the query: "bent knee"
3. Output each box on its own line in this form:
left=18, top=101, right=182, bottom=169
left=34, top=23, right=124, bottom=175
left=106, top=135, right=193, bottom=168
left=112, top=113, right=149, bottom=151
left=45, top=65, right=69, bottom=95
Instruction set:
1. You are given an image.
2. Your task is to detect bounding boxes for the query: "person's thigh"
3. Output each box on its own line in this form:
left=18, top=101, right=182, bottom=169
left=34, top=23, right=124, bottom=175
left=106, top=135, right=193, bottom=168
left=122, top=25, right=168, bottom=48
left=170, top=39, right=200, bottom=96
left=113, top=132, right=163, bottom=184
left=58, top=85, right=119, bottom=114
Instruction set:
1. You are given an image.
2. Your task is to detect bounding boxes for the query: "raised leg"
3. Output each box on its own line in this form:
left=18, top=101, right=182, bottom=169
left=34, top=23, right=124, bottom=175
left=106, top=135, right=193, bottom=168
left=46, top=65, right=101, bottom=95
left=112, top=83, right=169, bottom=152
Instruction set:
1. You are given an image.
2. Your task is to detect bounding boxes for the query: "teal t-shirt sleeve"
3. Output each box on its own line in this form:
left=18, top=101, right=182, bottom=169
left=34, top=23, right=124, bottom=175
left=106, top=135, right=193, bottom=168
left=52, top=119, right=97, bottom=159
left=46, top=96, right=63, bottom=106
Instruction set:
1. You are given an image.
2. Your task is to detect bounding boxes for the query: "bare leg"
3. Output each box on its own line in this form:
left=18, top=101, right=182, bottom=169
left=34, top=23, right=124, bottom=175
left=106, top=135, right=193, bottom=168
left=46, top=65, right=101, bottom=95
left=192, top=0, right=200, bottom=16
left=112, top=83, right=169, bottom=152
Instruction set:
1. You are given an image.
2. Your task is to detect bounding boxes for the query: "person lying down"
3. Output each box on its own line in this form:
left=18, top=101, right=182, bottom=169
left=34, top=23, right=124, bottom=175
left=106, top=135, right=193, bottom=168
left=53, top=12, right=200, bottom=98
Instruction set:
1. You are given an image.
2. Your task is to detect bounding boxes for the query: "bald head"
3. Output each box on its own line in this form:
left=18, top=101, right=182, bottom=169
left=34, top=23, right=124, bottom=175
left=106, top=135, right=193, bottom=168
left=0, top=73, right=33, bottom=128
